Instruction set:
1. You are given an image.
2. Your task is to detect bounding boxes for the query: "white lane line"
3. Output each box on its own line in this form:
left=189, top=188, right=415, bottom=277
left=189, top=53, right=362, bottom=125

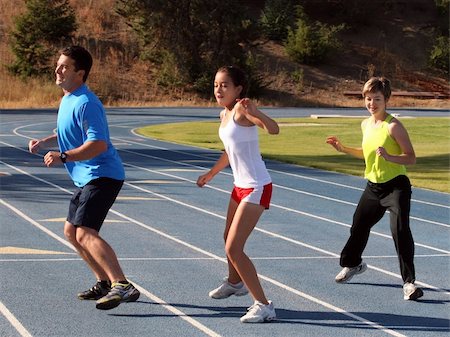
left=3, top=129, right=448, bottom=227
left=134, top=285, right=222, bottom=337
left=123, top=161, right=450, bottom=255
left=117, top=146, right=450, bottom=228
left=0, top=300, right=33, bottom=337
left=101, top=208, right=408, bottom=337
left=259, top=275, right=409, bottom=337
left=1, top=143, right=449, bottom=270
left=0, top=257, right=214, bottom=262
left=0, top=199, right=222, bottom=337
left=3, top=152, right=448, bottom=289
left=9, top=122, right=450, bottom=209
left=122, top=133, right=450, bottom=209
left=122, top=178, right=450, bottom=295
left=2, top=254, right=447, bottom=263
left=2, top=122, right=446, bottom=332
left=0, top=199, right=74, bottom=251
left=268, top=167, right=450, bottom=208
left=1, top=171, right=409, bottom=336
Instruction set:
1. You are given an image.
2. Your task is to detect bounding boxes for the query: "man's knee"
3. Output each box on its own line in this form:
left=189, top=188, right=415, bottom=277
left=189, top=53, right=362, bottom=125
left=64, top=222, right=77, bottom=243
left=75, top=226, right=98, bottom=248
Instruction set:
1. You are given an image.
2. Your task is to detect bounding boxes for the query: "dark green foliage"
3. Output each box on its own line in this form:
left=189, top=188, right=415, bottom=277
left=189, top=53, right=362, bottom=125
left=435, top=0, right=450, bottom=16
left=284, top=6, right=344, bottom=64
left=115, top=0, right=263, bottom=97
left=429, top=35, right=449, bottom=74
left=8, top=0, right=77, bottom=78
left=259, top=0, right=296, bottom=41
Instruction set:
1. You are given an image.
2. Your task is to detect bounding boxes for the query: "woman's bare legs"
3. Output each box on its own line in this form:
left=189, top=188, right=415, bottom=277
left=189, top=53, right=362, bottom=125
left=224, top=199, right=268, bottom=304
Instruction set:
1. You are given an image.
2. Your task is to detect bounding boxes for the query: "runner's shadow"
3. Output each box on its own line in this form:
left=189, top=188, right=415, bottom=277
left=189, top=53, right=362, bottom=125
left=275, top=309, right=449, bottom=332
left=350, top=282, right=450, bottom=303
left=110, top=302, right=450, bottom=332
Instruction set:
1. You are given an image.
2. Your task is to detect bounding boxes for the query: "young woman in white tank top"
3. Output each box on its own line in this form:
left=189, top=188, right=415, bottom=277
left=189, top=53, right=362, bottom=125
left=197, top=66, right=279, bottom=323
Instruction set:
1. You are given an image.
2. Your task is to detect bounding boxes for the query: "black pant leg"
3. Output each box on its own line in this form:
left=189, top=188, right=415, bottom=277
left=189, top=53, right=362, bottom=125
left=340, top=184, right=386, bottom=267
left=381, top=176, right=416, bottom=283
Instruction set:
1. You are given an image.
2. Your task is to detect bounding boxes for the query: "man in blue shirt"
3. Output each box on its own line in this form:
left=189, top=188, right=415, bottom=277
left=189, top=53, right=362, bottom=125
left=28, top=46, right=139, bottom=310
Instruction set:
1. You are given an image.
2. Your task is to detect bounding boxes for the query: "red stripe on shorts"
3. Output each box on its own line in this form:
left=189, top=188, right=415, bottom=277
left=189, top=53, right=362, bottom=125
left=231, top=183, right=272, bottom=209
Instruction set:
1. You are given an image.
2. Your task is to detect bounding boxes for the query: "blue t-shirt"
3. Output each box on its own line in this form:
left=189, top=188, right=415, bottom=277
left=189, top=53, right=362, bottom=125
left=56, top=84, right=125, bottom=187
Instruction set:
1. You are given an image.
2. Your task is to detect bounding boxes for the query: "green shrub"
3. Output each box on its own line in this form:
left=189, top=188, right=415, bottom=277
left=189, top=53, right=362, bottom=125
left=291, top=67, right=304, bottom=92
left=429, top=35, right=449, bottom=74
left=284, top=15, right=344, bottom=64
left=155, top=51, right=184, bottom=88
left=435, top=0, right=450, bottom=16
left=259, top=0, right=296, bottom=41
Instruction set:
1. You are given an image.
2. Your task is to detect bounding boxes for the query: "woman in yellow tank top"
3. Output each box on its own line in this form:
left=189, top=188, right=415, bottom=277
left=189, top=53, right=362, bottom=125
left=326, top=77, right=423, bottom=301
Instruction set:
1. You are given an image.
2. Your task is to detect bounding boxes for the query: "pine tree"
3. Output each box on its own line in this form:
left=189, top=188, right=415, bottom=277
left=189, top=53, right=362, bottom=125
left=115, top=0, right=256, bottom=94
left=8, top=0, right=77, bottom=78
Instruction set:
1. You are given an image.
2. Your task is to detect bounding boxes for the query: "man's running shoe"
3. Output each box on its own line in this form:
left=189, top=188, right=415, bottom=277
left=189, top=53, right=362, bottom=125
left=96, top=282, right=140, bottom=310
left=209, top=278, right=248, bottom=299
left=335, top=262, right=367, bottom=283
left=77, top=281, right=111, bottom=300
left=403, top=282, right=424, bottom=300
left=240, top=300, right=276, bottom=323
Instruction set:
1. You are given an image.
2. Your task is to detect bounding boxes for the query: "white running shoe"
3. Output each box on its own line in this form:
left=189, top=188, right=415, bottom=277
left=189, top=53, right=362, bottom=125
left=209, top=278, right=248, bottom=299
left=403, top=282, right=424, bottom=300
left=335, top=262, right=367, bottom=283
left=240, top=300, right=276, bottom=323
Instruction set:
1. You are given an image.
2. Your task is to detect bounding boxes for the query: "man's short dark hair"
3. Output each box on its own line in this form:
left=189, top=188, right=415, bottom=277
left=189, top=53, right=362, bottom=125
left=60, top=46, right=93, bottom=82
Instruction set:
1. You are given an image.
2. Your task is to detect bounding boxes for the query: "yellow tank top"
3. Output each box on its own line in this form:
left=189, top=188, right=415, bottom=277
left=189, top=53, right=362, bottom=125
left=362, top=114, right=406, bottom=183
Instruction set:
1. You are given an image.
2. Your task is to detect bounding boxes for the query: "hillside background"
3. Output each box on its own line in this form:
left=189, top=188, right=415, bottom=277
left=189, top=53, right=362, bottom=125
left=0, top=0, right=448, bottom=108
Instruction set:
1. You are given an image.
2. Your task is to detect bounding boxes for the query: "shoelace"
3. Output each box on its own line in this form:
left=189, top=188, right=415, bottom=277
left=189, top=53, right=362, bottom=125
left=246, top=302, right=263, bottom=313
left=107, top=284, right=127, bottom=296
left=89, top=284, right=102, bottom=293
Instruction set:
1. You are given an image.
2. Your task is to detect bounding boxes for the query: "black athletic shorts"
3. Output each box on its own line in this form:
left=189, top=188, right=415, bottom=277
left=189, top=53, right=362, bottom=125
left=67, top=177, right=123, bottom=232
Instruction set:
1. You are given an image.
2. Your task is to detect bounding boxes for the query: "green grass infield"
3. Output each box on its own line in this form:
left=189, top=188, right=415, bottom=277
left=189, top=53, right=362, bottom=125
left=136, top=117, right=449, bottom=193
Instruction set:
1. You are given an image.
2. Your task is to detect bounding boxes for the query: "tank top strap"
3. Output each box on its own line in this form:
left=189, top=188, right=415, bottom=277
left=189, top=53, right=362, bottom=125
left=385, top=114, right=394, bottom=124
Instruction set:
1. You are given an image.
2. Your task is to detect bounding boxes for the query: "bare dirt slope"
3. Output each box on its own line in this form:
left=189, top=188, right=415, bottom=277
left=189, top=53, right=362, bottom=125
left=0, top=0, right=448, bottom=108
left=254, top=0, right=449, bottom=107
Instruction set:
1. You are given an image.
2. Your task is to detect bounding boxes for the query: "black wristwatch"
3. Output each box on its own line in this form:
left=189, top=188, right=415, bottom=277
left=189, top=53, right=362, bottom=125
left=60, top=152, right=68, bottom=163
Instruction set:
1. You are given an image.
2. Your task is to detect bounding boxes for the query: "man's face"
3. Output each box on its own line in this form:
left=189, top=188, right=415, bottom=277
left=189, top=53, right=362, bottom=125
left=55, top=54, right=84, bottom=92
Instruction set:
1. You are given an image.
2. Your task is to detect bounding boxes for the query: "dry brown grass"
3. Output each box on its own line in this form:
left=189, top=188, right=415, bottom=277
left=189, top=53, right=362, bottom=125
left=0, top=72, right=62, bottom=108
left=0, top=0, right=448, bottom=109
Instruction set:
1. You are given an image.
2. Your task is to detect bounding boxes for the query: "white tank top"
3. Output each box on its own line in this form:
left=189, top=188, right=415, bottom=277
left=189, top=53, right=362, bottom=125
left=219, top=112, right=271, bottom=188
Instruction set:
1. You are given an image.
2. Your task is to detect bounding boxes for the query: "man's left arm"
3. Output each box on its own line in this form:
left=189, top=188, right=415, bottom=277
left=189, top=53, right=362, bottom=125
left=43, top=140, right=107, bottom=167
left=44, top=102, right=108, bottom=167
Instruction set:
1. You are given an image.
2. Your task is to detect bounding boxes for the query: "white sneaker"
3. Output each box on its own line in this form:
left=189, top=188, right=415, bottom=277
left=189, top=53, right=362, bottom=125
left=208, top=278, right=248, bottom=299
left=335, top=262, right=367, bottom=283
left=240, top=300, right=276, bottom=323
left=403, top=282, right=423, bottom=300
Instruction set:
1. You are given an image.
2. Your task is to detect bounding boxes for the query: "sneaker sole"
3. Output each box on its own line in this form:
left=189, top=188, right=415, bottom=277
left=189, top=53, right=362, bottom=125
left=78, top=295, right=104, bottom=300
left=335, top=263, right=367, bottom=283
left=96, top=291, right=140, bottom=310
left=404, top=288, right=424, bottom=301
left=240, top=315, right=276, bottom=323
left=96, top=298, right=121, bottom=310
left=210, top=290, right=249, bottom=299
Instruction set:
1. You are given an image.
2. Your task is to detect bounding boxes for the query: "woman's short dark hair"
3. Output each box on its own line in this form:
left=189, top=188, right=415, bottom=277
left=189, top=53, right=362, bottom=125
left=60, top=46, right=93, bottom=82
left=362, top=77, right=392, bottom=100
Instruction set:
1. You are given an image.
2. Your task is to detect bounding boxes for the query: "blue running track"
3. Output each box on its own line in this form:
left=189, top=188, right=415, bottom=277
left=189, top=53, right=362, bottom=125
left=0, top=107, right=448, bottom=337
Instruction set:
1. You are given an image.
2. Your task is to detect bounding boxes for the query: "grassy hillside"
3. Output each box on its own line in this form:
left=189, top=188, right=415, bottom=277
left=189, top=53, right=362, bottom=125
left=0, top=0, right=448, bottom=108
